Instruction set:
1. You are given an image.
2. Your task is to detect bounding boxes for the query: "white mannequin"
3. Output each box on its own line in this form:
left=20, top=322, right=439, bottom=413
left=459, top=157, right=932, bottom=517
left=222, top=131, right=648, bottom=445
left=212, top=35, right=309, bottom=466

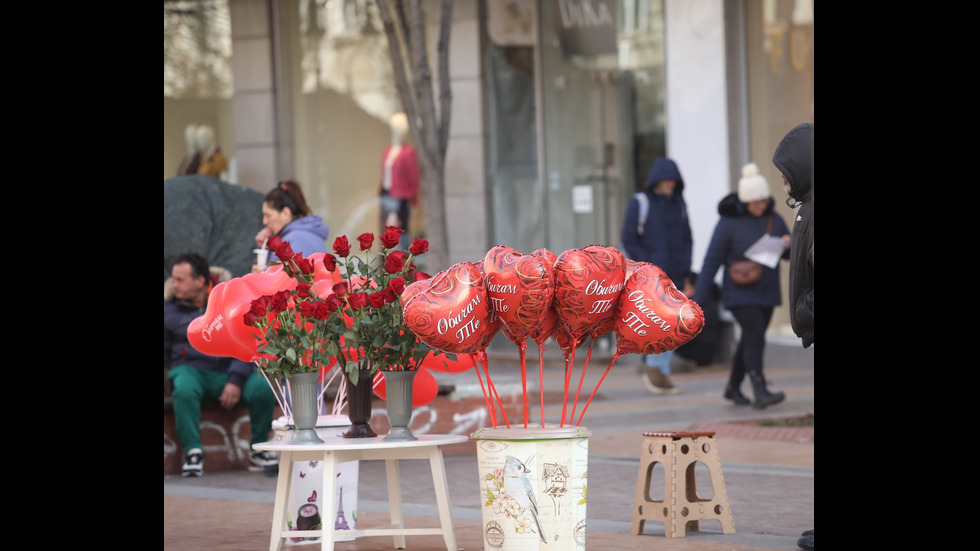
left=185, top=124, right=199, bottom=156
left=195, top=125, right=217, bottom=159
left=177, top=123, right=201, bottom=176
left=194, top=125, right=228, bottom=179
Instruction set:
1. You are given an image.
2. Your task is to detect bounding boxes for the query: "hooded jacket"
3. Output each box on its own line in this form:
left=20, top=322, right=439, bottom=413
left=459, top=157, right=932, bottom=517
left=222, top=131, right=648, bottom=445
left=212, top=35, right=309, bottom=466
left=692, top=193, right=791, bottom=310
left=621, top=158, right=693, bottom=284
left=772, top=123, right=813, bottom=347
left=163, top=266, right=254, bottom=388
left=270, top=215, right=330, bottom=263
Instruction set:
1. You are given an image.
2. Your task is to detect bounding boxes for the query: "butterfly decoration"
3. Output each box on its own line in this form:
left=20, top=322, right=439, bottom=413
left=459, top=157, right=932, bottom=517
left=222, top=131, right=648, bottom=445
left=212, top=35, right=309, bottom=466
left=299, top=471, right=306, bottom=478
left=308, top=461, right=318, bottom=468
left=308, top=490, right=317, bottom=503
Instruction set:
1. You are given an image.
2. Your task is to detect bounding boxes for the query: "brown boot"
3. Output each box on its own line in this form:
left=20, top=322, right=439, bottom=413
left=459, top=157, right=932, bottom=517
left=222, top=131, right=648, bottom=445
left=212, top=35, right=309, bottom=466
left=642, top=369, right=680, bottom=395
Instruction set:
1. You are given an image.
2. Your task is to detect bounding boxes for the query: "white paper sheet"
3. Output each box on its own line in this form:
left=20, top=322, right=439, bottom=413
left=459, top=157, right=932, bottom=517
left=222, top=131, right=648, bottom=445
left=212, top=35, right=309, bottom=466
left=743, top=234, right=786, bottom=269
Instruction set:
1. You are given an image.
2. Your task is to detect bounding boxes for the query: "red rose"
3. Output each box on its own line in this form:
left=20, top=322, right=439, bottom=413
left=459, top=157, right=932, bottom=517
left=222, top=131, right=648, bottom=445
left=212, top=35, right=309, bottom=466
left=322, top=253, right=337, bottom=272
left=325, top=294, right=344, bottom=311
left=270, top=290, right=291, bottom=313
left=408, top=238, right=429, bottom=256
left=295, top=282, right=312, bottom=298
left=388, top=277, right=406, bottom=295
left=380, top=226, right=403, bottom=249
left=348, top=292, right=368, bottom=310
left=314, top=300, right=334, bottom=320
left=385, top=250, right=407, bottom=274
left=295, top=256, right=314, bottom=275
left=333, top=236, right=351, bottom=258
left=249, top=296, right=270, bottom=316
left=357, top=233, right=374, bottom=251
left=333, top=281, right=349, bottom=296
left=243, top=311, right=260, bottom=326
left=268, top=234, right=283, bottom=250
left=367, top=292, right=385, bottom=308
left=270, top=237, right=294, bottom=261
left=383, top=288, right=397, bottom=303
left=299, top=300, right=317, bottom=318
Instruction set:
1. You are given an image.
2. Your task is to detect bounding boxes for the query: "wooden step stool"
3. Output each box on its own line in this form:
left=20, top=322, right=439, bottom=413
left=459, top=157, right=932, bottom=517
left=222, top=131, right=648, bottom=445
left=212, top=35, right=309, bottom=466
left=630, top=430, right=735, bottom=538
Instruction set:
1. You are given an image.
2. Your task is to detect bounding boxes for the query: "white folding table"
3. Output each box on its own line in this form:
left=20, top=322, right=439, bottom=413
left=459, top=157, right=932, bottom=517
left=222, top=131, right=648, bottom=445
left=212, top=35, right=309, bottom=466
left=254, top=434, right=468, bottom=551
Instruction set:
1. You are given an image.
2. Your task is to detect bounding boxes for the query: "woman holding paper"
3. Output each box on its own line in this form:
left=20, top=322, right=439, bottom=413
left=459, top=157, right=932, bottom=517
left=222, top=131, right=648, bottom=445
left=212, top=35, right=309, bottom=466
left=691, top=163, right=791, bottom=409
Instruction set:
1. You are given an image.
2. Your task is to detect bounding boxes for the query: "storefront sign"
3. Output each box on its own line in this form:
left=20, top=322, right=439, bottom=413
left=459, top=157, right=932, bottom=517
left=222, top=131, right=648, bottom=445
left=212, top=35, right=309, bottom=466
left=556, top=0, right=616, bottom=57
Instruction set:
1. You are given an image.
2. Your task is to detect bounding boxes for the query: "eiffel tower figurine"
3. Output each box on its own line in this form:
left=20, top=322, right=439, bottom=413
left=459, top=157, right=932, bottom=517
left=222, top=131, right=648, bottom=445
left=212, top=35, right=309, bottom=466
left=334, top=486, right=351, bottom=530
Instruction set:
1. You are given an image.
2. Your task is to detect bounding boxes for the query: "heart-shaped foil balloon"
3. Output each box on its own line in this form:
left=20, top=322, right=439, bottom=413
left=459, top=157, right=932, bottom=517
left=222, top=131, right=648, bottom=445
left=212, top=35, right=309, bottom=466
left=614, top=262, right=704, bottom=355
left=552, top=245, right=627, bottom=344
left=482, top=245, right=555, bottom=344
left=401, top=262, right=492, bottom=355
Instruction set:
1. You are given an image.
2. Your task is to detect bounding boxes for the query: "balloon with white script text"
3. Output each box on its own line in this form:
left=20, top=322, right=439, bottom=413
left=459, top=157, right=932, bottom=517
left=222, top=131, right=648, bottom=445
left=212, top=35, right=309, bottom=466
left=552, top=245, right=627, bottom=345
left=614, top=262, right=704, bottom=355
left=401, top=262, right=493, bottom=355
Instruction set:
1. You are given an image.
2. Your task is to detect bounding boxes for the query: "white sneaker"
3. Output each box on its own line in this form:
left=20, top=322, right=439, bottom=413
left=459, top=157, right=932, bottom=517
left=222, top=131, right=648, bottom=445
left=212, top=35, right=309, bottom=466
left=182, top=448, right=204, bottom=477
left=249, top=450, right=279, bottom=474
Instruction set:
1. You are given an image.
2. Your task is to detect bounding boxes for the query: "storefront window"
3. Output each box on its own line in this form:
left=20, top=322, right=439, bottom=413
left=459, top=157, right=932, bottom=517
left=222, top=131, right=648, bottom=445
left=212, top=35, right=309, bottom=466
left=277, top=0, right=402, bottom=242
left=163, top=0, right=236, bottom=181
left=507, top=0, right=665, bottom=254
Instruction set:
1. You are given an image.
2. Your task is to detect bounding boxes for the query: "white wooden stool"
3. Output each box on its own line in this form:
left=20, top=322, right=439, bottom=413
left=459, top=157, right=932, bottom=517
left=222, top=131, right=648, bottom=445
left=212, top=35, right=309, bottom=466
left=630, top=430, right=735, bottom=538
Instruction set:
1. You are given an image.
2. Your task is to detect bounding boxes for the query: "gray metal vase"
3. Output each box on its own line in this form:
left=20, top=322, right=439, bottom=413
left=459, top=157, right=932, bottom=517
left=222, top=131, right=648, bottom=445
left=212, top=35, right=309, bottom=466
left=289, top=372, right=323, bottom=444
left=382, top=370, right=418, bottom=441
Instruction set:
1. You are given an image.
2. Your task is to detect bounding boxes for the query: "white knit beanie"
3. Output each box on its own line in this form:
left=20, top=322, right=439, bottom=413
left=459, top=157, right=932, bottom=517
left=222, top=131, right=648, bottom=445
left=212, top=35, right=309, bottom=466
left=737, top=162, right=770, bottom=203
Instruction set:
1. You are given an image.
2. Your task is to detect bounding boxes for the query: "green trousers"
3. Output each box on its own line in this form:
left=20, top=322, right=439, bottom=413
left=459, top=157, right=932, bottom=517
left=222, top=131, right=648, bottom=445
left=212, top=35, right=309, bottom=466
left=168, top=364, right=276, bottom=452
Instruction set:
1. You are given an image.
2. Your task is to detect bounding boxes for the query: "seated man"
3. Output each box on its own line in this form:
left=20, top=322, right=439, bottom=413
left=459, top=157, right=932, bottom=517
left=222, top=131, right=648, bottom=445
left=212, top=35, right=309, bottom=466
left=164, top=252, right=278, bottom=477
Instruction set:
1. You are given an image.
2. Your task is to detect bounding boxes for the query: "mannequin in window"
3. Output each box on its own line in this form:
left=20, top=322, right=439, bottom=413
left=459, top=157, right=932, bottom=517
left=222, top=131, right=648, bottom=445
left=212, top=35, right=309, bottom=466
left=195, top=125, right=228, bottom=179
left=378, top=113, right=419, bottom=247
left=177, top=123, right=201, bottom=176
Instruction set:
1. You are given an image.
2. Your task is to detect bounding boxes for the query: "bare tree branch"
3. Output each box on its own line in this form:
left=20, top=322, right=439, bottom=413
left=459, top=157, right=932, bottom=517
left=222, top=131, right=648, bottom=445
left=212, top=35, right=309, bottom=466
left=376, top=0, right=453, bottom=271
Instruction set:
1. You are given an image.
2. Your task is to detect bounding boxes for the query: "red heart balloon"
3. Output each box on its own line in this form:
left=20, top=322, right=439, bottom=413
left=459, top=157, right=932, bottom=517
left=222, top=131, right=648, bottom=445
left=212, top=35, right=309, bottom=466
left=614, top=263, right=704, bottom=355
left=482, top=245, right=555, bottom=344
left=371, top=368, right=439, bottom=407
left=531, top=247, right=557, bottom=268
left=553, top=319, right=589, bottom=354
left=187, top=258, right=343, bottom=362
left=552, top=245, right=627, bottom=344
left=418, top=351, right=477, bottom=373
left=401, top=262, right=492, bottom=355
left=529, top=306, right=560, bottom=346
left=625, top=258, right=646, bottom=279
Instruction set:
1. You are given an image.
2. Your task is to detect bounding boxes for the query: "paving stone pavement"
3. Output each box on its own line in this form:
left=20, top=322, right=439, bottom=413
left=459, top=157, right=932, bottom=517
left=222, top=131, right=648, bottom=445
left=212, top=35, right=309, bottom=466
left=165, top=336, right=813, bottom=551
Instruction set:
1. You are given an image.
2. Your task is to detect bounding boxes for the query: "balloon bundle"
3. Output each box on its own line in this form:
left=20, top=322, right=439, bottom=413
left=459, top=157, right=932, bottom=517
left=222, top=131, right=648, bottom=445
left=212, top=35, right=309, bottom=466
left=399, top=244, right=705, bottom=429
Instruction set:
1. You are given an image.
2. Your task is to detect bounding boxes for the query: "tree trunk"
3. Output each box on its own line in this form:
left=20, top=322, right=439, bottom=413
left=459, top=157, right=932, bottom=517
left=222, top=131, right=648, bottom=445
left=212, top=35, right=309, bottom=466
left=376, top=0, right=453, bottom=273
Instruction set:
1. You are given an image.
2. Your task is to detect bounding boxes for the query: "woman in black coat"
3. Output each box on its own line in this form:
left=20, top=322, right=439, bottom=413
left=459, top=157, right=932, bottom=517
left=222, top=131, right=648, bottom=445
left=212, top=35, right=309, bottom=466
left=692, top=163, right=791, bottom=408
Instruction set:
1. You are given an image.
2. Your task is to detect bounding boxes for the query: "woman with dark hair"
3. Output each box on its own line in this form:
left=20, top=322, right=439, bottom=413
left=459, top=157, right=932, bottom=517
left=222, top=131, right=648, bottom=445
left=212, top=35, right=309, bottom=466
left=252, top=180, right=330, bottom=272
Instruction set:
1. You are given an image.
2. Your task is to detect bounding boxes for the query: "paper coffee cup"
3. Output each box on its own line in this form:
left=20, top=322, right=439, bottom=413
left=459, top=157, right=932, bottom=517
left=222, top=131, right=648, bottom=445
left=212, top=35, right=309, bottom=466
left=254, top=248, right=269, bottom=265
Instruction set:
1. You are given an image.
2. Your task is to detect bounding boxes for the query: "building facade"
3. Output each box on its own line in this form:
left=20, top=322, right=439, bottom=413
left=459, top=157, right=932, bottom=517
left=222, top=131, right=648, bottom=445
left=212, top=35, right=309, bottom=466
left=164, top=0, right=813, bottom=336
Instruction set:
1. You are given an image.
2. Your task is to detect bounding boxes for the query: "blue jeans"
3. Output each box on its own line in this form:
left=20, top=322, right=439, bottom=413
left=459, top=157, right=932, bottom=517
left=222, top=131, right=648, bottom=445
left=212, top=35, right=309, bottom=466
left=644, top=350, right=674, bottom=376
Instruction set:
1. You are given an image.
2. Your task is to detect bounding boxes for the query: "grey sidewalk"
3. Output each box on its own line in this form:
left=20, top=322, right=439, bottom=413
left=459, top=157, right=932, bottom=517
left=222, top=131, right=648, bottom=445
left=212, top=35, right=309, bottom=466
left=164, top=336, right=813, bottom=550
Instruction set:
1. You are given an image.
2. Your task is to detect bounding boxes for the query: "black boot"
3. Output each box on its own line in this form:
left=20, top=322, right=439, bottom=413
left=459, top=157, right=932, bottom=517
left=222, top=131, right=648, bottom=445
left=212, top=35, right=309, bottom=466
left=749, top=373, right=785, bottom=409
left=723, top=383, right=751, bottom=405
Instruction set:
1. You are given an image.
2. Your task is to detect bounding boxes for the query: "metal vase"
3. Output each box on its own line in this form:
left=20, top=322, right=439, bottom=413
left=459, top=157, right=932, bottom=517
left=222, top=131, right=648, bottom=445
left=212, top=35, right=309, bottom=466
left=382, top=370, right=418, bottom=441
left=343, top=368, right=378, bottom=438
left=288, top=372, right=323, bottom=444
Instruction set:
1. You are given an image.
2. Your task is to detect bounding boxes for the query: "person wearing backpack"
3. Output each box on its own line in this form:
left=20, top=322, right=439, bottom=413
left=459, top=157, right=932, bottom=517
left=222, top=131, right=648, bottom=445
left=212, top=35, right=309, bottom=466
left=620, top=157, right=693, bottom=394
